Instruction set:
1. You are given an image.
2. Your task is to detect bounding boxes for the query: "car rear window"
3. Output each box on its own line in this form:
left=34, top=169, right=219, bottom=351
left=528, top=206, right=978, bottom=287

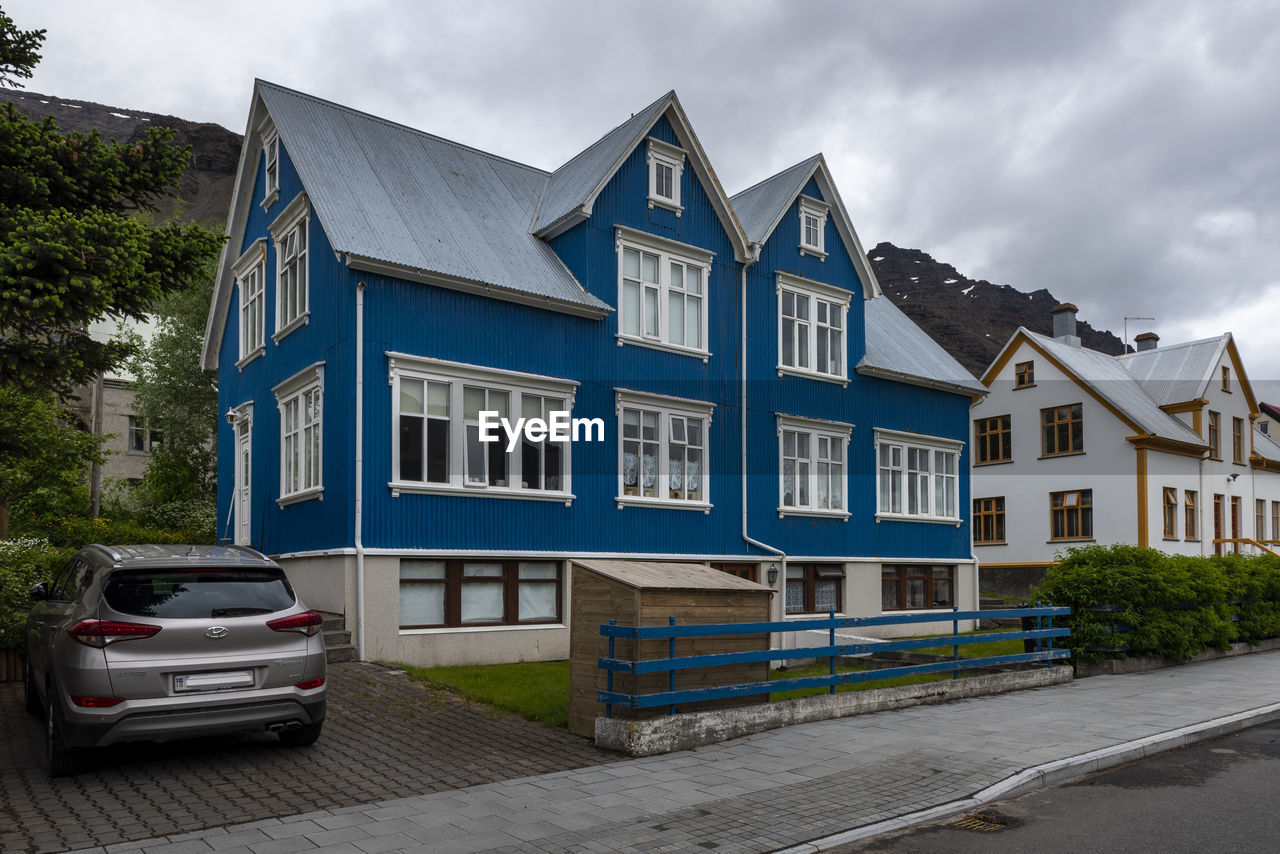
left=103, top=569, right=296, bottom=618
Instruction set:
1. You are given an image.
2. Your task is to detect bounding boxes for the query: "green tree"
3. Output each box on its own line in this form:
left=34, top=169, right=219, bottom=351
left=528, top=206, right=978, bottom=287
left=0, top=388, right=102, bottom=538
left=0, top=6, right=223, bottom=397
left=126, top=264, right=218, bottom=506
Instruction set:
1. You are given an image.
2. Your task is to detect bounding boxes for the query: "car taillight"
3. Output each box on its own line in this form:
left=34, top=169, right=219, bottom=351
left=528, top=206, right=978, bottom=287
left=295, top=677, right=325, bottom=690
left=72, top=696, right=125, bottom=708
left=68, top=619, right=161, bottom=648
left=267, top=611, right=323, bottom=636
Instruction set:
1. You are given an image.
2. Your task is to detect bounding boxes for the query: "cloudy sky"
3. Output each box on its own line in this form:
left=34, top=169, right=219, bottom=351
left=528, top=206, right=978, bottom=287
left=11, top=0, right=1280, bottom=387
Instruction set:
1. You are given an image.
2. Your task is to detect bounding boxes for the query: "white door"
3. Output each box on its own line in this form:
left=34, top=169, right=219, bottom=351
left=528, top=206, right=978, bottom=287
left=235, top=413, right=252, bottom=546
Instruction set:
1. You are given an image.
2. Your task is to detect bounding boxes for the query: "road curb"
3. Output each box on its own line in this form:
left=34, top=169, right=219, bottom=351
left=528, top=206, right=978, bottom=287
left=773, top=700, right=1280, bottom=853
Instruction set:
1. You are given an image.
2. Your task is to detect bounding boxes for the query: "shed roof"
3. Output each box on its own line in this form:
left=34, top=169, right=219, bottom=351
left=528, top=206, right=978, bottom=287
left=572, top=559, right=770, bottom=592
left=858, top=296, right=986, bottom=395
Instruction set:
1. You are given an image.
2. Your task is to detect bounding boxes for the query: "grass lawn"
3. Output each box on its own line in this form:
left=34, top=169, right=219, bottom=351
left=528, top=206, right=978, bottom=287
left=907, top=626, right=1025, bottom=659
left=768, top=662, right=951, bottom=701
left=397, top=660, right=571, bottom=728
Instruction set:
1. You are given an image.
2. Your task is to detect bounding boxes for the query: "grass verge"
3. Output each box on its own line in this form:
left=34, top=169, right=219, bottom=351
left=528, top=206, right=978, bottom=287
left=397, top=660, right=571, bottom=728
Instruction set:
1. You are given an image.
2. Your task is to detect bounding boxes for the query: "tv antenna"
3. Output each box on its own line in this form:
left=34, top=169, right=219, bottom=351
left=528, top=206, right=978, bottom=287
left=1124, top=316, right=1155, bottom=353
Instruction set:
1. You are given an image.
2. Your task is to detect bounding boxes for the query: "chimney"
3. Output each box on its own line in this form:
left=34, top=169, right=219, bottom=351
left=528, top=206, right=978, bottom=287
left=1050, top=303, right=1081, bottom=347
left=1134, top=332, right=1159, bottom=352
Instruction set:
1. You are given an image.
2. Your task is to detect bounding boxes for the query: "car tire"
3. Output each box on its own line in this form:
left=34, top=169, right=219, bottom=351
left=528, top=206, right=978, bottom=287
left=278, top=722, right=322, bottom=747
left=45, top=686, right=83, bottom=778
left=23, top=652, right=40, bottom=718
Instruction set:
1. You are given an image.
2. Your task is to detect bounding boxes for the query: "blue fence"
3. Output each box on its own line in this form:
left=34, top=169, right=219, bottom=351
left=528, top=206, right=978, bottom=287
left=597, top=606, right=1072, bottom=715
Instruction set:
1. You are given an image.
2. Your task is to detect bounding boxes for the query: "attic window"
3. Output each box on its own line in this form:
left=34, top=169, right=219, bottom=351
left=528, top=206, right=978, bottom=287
left=798, top=196, right=829, bottom=259
left=646, top=138, right=685, bottom=215
left=1222, top=365, right=1231, bottom=393
left=261, top=128, right=280, bottom=208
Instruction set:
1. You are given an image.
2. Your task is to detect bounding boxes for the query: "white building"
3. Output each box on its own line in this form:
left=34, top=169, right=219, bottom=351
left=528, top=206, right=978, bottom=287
left=971, top=304, right=1280, bottom=582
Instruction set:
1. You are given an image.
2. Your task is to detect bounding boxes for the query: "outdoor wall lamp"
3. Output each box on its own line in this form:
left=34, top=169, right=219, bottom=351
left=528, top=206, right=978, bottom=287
left=767, top=564, right=779, bottom=585
left=1229, top=472, right=1240, bottom=482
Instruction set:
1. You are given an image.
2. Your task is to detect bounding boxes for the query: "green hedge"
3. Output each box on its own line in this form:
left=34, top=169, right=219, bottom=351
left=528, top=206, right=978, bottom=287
left=0, top=537, right=75, bottom=650
left=15, top=515, right=212, bottom=548
left=1033, top=545, right=1280, bottom=662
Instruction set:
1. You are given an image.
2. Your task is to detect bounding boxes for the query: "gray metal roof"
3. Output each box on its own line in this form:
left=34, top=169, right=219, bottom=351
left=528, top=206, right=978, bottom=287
left=533, top=91, right=672, bottom=235
left=257, top=81, right=610, bottom=314
left=1116, top=335, right=1228, bottom=406
left=730, top=154, right=822, bottom=246
left=1255, top=425, right=1280, bottom=462
left=858, top=296, right=986, bottom=395
left=1023, top=330, right=1204, bottom=444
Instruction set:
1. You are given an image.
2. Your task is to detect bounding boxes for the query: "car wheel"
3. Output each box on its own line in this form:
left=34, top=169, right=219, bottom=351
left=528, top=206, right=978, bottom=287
left=278, top=722, right=323, bottom=747
left=23, top=652, right=40, bottom=718
left=45, top=686, right=82, bottom=778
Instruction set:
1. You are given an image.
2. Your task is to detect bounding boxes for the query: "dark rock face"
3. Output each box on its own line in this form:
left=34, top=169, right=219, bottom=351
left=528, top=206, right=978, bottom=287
left=0, top=89, right=242, bottom=227
left=868, top=243, right=1125, bottom=376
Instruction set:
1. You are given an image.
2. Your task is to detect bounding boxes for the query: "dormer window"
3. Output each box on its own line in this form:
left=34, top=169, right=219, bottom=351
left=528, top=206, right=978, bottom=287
left=646, top=138, right=685, bottom=215
left=261, top=125, right=280, bottom=209
left=798, top=196, right=829, bottom=259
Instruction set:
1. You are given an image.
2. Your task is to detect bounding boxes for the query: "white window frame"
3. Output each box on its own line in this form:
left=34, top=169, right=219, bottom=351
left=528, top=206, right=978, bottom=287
left=615, top=226, right=713, bottom=360
left=798, top=195, right=829, bottom=259
left=269, top=192, right=310, bottom=342
left=777, top=415, right=852, bottom=519
left=387, top=353, right=579, bottom=504
left=260, top=126, right=280, bottom=210
left=776, top=272, right=850, bottom=384
left=274, top=363, right=324, bottom=505
left=233, top=239, right=267, bottom=368
left=875, top=428, right=962, bottom=524
left=646, top=138, right=685, bottom=215
left=616, top=388, right=714, bottom=512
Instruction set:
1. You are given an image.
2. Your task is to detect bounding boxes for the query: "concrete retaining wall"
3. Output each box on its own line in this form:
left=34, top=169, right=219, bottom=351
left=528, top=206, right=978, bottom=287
left=595, top=666, right=1073, bottom=757
left=1074, top=636, right=1280, bottom=677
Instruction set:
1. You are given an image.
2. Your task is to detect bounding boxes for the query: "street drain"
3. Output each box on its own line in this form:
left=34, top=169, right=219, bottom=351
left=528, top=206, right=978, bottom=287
left=952, top=813, right=1006, bottom=832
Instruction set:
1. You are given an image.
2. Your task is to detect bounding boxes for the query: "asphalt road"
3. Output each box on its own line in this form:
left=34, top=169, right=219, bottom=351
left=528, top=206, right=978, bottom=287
left=838, top=721, right=1280, bottom=854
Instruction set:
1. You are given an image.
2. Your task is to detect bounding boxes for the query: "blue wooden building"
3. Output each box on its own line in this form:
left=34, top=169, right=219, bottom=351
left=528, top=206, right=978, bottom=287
left=201, top=82, right=985, bottom=665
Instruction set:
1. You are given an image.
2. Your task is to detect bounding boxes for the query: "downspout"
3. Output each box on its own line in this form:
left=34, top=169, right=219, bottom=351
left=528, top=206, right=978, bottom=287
left=739, top=261, right=788, bottom=629
left=354, top=281, right=366, bottom=659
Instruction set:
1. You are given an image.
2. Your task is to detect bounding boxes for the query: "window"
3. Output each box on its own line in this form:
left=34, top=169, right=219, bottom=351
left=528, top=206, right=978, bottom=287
left=1257, top=499, right=1266, bottom=541
left=128, top=416, right=161, bottom=453
left=1041, top=404, right=1084, bottom=457
left=876, top=431, right=961, bottom=520
left=234, top=241, right=266, bottom=364
left=1185, top=490, right=1198, bottom=540
left=271, top=194, right=309, bottom=338
left=974, top=415, right=1012, bottom=464
left=398, top=559, right=561, bottom=628
left=797, top=196, right=829, bottom=257
left=616, top=228, right=711, bottom=355
left=712, top=562, right=758, bottom=582
left=1272, top=501, right=1279, bottom=542
left=1233, top=417, right=1244, bottom=464
left=1222, top=365, right=1231, bottom=392
left=617, top=390, right=713, bottom=508
left=262, top=129, right=279, bottom=204
left=778, top=416, right=851, bottom=516
left=882, top=566, right=954, bottom=611
left=778, top=275, right=848, bottom=380
left=785, top=564, right=843, bottom=614
left=1163, top=488, right=1178, bottom=539
left=973, top=497, right=1006, bottom=544
left=1208, top=411, right=1221, bottom=459
left=1015, top=361, right=1035, bottom=388
left=646, top=138, right=685, bottom=212
left=389, top=354, right=578, bottom=500
left=1050, top=490, right=1093, bottom=541
left=274, top=363, right=323, bottom=503
left=1231, top=496, right=1242, bottom=554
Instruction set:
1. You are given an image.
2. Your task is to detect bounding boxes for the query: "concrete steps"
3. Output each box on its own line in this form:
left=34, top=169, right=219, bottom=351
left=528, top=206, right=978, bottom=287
left=317, top=611, right=358, bottom=664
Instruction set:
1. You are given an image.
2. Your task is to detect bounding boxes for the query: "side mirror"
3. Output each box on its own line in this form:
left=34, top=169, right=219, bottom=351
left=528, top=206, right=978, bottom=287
left=29, top=582, right=49, bottom=601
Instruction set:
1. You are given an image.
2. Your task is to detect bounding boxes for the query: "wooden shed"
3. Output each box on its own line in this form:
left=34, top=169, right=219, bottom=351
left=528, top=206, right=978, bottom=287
left=568, top=559, right=773, bottom=738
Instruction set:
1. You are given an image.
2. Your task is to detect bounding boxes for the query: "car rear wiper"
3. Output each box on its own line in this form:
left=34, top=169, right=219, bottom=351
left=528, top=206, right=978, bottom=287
left=209, top=607, right=274, bottom=617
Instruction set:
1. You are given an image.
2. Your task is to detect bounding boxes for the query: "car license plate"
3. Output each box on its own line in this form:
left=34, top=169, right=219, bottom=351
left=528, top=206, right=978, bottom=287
left=174, top=670, right=255, bottom=692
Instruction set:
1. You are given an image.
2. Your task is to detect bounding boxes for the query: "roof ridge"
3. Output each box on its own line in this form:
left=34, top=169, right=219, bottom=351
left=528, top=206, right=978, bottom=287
left=255, top=78, right=551, bottom=177
left=1115, top=333, right=1228, bottom=359
left=729, top=153, right=822, bottom=200
left=545, top=89, right=673, bottom=181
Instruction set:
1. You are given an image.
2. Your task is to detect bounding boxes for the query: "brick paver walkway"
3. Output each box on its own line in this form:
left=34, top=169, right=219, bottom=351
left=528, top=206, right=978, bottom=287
left=0, top=662, right=614, bottom=854
left=41, top=651, right=1280, bottom=854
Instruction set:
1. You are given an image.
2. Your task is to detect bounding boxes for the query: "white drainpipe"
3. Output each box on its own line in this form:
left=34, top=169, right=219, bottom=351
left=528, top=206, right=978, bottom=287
left=355, top=280, right=366, bottom=659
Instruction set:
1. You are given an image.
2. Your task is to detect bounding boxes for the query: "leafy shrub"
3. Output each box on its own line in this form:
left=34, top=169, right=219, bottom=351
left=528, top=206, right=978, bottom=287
left=1033, top=545, right=1267, bottom=663
left=0, top=537, right=75, bottom=650
left=15, top=514, right=211, bottom=548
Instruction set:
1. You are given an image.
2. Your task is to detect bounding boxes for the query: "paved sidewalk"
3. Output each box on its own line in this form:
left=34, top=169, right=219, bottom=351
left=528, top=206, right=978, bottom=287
left=54, top=653, right=1280, bottom=854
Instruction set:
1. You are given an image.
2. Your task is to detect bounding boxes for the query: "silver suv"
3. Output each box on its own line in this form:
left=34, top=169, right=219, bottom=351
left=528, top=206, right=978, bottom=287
left=24, top=544, right=327, bottom=776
